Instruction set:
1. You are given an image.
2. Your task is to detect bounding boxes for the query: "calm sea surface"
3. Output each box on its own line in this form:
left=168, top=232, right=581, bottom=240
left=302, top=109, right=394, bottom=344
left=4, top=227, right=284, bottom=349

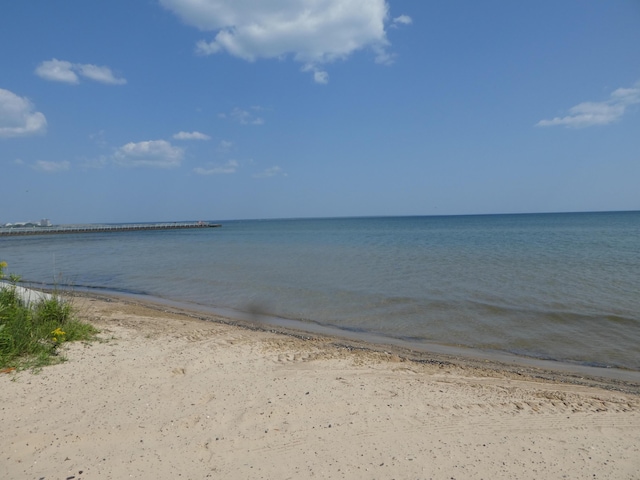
left=2, top=212, right=639, bottom=370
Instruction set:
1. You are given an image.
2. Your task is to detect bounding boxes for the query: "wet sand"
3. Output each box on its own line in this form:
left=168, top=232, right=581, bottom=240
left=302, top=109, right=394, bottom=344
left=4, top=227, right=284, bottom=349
left=2, top=294, right=639, bottom=479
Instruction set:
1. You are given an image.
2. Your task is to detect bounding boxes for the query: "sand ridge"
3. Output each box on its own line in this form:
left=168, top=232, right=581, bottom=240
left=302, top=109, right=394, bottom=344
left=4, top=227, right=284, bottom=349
left=2, top=295, right=639, bottom=479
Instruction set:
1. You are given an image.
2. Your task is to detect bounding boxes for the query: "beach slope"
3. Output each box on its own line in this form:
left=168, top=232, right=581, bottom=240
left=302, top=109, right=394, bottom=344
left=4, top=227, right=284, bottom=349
left=2, top=296, right=639, bottom=479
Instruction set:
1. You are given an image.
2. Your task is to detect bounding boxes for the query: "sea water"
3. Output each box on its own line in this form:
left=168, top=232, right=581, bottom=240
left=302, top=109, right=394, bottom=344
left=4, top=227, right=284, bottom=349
left=2, top=212, right=639, bottom=370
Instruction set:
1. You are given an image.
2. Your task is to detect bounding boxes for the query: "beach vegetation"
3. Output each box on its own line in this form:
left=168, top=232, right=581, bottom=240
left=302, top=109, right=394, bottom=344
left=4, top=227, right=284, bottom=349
left=0, top=261, right=98, bottom=371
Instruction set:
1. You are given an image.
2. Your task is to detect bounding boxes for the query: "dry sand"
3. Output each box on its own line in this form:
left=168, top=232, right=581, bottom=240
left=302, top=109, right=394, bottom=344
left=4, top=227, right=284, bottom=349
left=2, top=295, right=639, bottom=479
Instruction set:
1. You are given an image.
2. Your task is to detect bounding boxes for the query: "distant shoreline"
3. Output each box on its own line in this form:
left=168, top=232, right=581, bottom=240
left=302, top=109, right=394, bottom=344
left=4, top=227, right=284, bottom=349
left=0, top=222, right=221, bottom=237
left=3, top=209, right=638, bottom=228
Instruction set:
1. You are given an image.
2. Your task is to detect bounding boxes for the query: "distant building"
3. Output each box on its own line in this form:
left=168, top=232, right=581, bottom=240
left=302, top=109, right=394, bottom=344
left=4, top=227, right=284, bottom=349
left=0, top=219, right=52, bottom=228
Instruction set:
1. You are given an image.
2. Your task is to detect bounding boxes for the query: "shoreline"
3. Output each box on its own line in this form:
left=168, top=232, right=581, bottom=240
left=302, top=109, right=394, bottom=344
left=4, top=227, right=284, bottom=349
left=2, top=293, right=639, bottom=479
left=71, top=290, right=640, bottom=393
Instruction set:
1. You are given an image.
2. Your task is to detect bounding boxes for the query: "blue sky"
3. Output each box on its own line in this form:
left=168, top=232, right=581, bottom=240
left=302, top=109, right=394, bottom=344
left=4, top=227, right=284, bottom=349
left=1, top=0, right=639, bottom=223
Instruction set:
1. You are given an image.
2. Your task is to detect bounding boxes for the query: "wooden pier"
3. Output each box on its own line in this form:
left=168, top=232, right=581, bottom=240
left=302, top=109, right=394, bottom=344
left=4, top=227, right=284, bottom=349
left=0, top=222, right=221, bottom=237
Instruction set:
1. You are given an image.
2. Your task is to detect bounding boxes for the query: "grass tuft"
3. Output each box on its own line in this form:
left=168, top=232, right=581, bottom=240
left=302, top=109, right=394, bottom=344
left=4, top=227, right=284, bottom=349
left=0, top=261, right=98, bottom=371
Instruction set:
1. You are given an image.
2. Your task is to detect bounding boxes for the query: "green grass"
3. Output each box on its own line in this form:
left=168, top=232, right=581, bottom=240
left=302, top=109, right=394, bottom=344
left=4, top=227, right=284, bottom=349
left=0, top=261, right=98, bottom=371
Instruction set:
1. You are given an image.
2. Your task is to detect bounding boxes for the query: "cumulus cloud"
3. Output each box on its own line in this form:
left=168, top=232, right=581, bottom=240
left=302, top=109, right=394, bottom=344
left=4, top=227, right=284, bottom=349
left=0, top=88, right=47, bottom=138
left=160, top=0, right=409, bottom=83
left=194, top=159, right=239, bottom=175
left=253, top=165, right=285, bottom=178
left=537, top=81, right=640, bottom=128
left=113, top=140, right=184, bottom=168
left=34, top=59, right=79, bottom=84
left=219, top=107, right=264, bottom=125
left=32, top=160, right=70, bottom=173
left=173, top=131, right=211, bottom=140
left=35, top=59, right=126, bottom=85
left=76, top=64, right=127, bottom=85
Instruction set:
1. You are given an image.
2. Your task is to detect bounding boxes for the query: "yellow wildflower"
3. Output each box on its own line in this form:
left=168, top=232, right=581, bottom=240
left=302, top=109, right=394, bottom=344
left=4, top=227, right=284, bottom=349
left=51, top=328, right=66, bottom=342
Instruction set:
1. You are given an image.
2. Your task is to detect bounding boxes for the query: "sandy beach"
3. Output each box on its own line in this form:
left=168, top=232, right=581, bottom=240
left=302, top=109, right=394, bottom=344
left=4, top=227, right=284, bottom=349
left=2, top=295, right=639, bottom=479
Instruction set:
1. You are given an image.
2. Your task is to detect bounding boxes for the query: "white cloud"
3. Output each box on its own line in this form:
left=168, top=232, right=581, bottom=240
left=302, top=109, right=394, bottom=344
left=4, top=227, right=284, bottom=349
left=392, top=15, right=412, bottom=26
left=34, top=59, right=79, bottom=84
left=35, top=58, right=126, bottom=85
left=253, top=165, right=285, bottom=178
left=302, top=64, right=329, bottom=84
left=76, top=63, right=127, bottom=85
left=160, top=0, right=408, bottom=82
left=371, top=44, right=396, bottom=65
left=537, top=81, right=640, bottom=128
left=220, top=107, right=264, bottom=125
left=32, top=160, right=70, bottom=173
left=314, top=70, right=329, bottom=84
left=195, top=39, right=221, bottom=56
left=173, top=131, right=211, bottom=140
left=0, top=88, right=47, bottom=138
left=194, top=159, right=239, bottom=175
left=113, top=140, right=184, bottom=168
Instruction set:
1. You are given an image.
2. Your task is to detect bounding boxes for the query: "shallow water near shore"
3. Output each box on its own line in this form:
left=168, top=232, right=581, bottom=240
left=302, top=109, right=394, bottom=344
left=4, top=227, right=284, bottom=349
left=2, top=212, right=639, bottom=371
